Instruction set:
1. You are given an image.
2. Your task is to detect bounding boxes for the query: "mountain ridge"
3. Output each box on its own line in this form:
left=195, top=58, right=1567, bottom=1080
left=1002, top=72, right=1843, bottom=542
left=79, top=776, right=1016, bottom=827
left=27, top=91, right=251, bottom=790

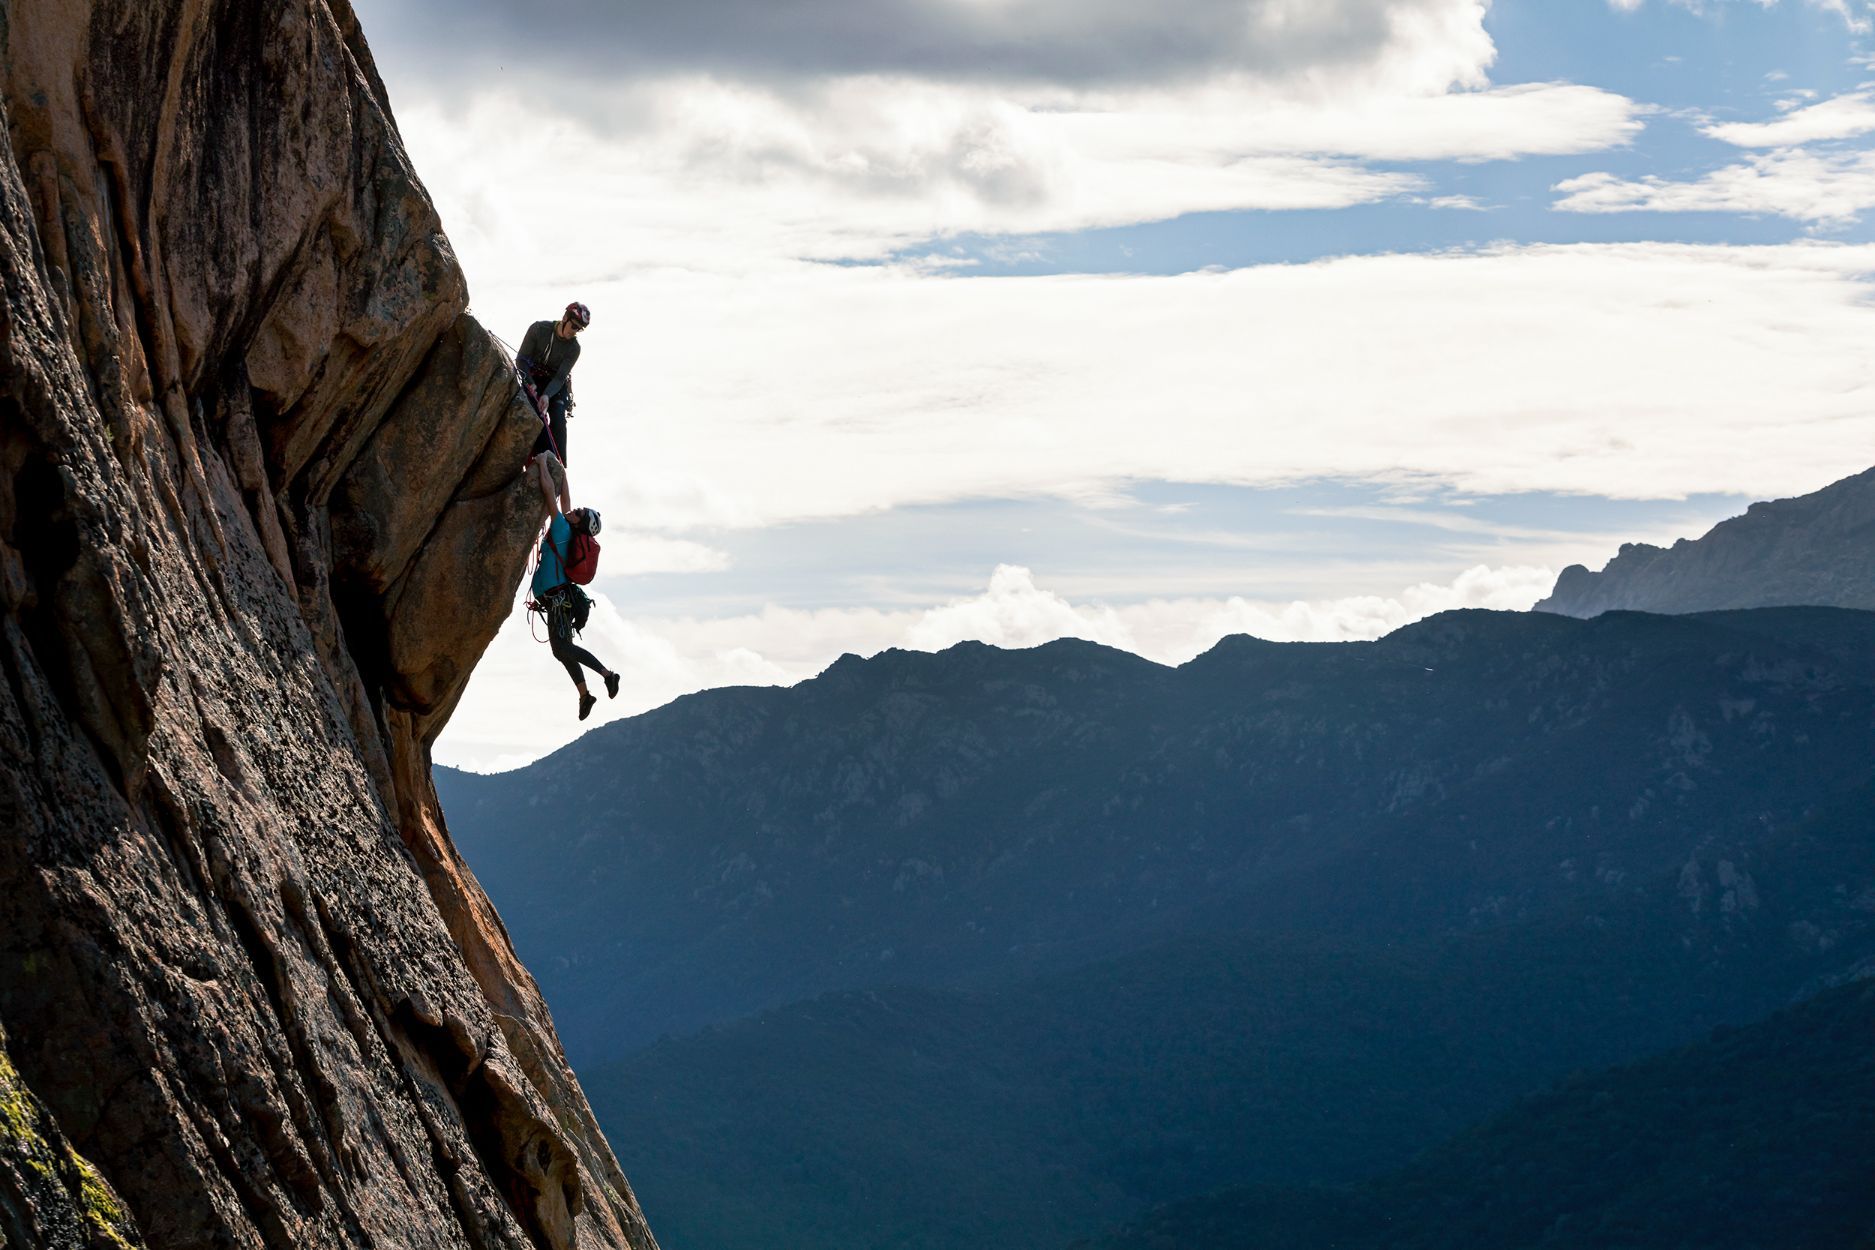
left=440, top=605, right=1875, bottom=1057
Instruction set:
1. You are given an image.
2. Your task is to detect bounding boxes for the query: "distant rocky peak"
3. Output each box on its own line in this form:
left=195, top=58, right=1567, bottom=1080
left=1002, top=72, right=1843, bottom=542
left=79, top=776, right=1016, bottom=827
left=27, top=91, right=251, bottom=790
left=1536, top=465, right=1875, bottom=618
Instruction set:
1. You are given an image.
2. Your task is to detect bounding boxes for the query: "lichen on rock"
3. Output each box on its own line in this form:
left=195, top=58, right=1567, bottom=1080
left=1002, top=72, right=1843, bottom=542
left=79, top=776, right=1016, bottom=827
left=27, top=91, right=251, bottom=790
left=0, top=1022, right=146, bottom=1250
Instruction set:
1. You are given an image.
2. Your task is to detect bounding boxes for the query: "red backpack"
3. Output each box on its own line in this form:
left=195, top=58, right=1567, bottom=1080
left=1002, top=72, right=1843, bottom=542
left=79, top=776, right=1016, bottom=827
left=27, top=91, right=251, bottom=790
left=563, top=531, right=600, bottom=585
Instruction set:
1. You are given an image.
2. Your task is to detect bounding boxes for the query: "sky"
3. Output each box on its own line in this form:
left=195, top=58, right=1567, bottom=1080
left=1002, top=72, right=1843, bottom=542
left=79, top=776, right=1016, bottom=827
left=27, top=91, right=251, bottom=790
left=347, top=0, right=1875, bottom=771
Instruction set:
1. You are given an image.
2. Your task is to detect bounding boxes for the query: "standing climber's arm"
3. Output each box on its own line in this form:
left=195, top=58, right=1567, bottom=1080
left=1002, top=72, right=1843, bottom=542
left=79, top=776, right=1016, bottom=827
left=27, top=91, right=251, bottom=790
left=539, top=355, right=574, bottom=401
left=517, top=324, right=553, bottom=411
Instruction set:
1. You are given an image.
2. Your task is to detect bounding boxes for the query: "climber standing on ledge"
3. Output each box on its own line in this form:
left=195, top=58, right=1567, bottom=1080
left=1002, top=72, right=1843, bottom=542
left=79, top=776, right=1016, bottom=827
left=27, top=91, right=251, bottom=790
left=532, top=456, right=619, bottom=721
left=517, top=301, right=589, bottom=466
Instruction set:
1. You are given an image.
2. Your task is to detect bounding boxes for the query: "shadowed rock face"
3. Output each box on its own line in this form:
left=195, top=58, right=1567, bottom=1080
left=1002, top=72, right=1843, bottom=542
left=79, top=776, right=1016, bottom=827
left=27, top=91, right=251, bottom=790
left=1537, top=465, right=1875, bottom=618
left=0, top=3, right=656, bottom=1248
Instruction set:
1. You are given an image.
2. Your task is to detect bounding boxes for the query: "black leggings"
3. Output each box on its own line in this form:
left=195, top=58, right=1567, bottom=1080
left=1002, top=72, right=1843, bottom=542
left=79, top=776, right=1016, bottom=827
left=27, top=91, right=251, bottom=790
left=549, top=601, right=605, bottom=688
left=551, top=625, right=603, bottom=693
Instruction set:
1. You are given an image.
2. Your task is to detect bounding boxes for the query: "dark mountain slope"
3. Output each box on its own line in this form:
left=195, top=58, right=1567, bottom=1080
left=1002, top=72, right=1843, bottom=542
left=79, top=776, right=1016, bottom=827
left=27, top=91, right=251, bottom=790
left=440, top=607, right=1875, bottom=1059
left=1087, top=975, right=1875, bottom=1250
left=584, top=915, right=1871, bottom=1250
left=439, top=607, right=1875, bottom=1250
left=1538, top=464, right=1875, bottom=616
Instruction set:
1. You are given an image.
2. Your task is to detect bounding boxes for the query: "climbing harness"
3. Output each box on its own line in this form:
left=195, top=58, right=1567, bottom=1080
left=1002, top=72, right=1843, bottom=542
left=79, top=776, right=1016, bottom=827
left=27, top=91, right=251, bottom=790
left=524, top=519, right=595, bottom=642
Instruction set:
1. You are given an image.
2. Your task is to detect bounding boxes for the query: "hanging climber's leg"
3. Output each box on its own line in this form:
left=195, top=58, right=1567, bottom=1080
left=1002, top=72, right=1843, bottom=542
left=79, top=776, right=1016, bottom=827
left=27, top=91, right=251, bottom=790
left=549, top=605, right=611, bottom=720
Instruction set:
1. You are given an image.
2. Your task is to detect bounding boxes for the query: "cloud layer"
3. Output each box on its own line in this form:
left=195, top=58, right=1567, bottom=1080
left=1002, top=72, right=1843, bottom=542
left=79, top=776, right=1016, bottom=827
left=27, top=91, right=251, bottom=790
left=395, top=75, right=1640, bottom=278
left=369, top=0, right=1645, bottom=280
left=463, top=241, right=1875, bottom=536
left=368, top=0, right=1498, bottom=93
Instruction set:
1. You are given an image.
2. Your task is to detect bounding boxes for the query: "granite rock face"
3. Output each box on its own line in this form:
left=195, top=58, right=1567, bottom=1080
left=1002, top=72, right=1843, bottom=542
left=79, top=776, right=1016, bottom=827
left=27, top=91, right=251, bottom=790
left=0, top=3, right=655, bottom=1248
left=1537, top=465, right=1875, bottom=617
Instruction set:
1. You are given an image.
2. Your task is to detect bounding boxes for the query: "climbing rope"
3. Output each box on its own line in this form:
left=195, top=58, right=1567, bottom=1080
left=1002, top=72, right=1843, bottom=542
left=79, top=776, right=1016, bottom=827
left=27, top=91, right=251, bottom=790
left=486, top=319, right=572, bottom=642
left=484, top=322, right=566, bottom=464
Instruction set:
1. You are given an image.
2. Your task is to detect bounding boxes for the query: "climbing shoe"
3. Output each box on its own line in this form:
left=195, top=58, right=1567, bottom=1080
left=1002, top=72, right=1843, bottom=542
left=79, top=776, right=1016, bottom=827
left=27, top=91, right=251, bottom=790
left=605, top=670, right=621, bottom=699
left=579, top=690, right=597, bottom=721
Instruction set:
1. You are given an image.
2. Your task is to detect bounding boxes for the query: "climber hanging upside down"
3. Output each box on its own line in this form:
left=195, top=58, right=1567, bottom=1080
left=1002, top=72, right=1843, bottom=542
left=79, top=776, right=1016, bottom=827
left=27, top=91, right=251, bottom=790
left=531, top=456, right=620, bottom=721
left=517, top=300, right=589, bottom=467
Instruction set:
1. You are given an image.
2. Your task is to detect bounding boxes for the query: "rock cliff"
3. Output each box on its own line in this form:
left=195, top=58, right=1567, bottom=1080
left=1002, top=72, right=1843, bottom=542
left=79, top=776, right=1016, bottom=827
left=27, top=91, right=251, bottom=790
left=1537, top=465, right=1875, bottom=617
left=0, top=3, right=656, bottom=1248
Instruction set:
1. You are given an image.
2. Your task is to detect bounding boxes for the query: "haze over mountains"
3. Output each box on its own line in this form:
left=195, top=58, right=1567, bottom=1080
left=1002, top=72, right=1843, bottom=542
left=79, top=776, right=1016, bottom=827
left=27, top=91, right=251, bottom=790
left=440, top=601, right=1875, bottom=1249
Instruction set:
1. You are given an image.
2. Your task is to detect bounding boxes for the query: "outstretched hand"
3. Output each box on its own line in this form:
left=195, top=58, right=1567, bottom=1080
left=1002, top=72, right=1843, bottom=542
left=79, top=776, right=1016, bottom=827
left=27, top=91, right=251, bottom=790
left=533, top=454, right=563, bottom=516
left=531, top=453, right=572, bottom=517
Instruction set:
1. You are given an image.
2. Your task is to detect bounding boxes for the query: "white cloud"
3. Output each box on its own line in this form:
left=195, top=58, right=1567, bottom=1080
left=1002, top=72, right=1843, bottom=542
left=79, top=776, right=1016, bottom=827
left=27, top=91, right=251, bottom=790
left=400, top=87, right=1410, bottom=280
left=365, top=0, right=1619, bottom=280
left=903, top=563, right=1132, bottom=651
left=401, top=79, right=1639, bottom=280
left=1554, top=149, right=1875, bottom=222
left=1703, top=90, right=1875, bottom=145
left=461, top=242, right=1875, bottom=540
left=906, top=562, right=1558, bottom=654
left=435, top=562, right=1556, bottom=771
left=602, top=534, right=733, bottom=575
left=1048, top=81, right=1644, bottom=165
